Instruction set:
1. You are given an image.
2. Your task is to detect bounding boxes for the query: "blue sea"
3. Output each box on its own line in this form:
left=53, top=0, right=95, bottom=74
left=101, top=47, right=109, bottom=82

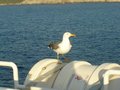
left=0, top=3, right=120, bottom=87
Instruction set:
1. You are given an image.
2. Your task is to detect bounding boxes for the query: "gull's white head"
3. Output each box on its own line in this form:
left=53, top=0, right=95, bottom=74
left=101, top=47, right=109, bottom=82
left=63, top=32, right=76, bottom=38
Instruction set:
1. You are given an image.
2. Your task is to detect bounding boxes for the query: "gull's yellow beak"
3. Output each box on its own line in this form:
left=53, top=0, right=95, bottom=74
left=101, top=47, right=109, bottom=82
left=70, top=33, right=76, bottom=37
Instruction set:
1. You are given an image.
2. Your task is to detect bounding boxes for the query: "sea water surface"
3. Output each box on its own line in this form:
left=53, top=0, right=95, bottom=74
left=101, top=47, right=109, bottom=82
left=0, top=3, right=120, bottom=87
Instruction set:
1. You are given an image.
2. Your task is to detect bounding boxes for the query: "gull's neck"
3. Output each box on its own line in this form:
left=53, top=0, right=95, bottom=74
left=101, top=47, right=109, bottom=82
left=61, top=36, right=70, bottom=44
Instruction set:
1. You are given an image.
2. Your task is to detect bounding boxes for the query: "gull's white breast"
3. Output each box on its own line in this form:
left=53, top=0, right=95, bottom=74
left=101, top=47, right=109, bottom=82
left=54, top=41, right=72, bottom=54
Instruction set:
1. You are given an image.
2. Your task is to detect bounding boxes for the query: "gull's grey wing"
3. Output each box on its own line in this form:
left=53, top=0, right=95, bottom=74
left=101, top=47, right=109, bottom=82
left=48, top=41, right=61, bottom=50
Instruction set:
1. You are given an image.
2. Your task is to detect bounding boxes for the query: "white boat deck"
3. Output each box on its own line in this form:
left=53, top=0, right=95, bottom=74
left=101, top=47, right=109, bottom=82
left=0, top=87, right=19, bottom=90
left=1, top=58, right=120, bottom=90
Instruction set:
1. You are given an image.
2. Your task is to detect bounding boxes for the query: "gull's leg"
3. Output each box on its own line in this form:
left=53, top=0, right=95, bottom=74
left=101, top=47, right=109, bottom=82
left=62, top=54, right=65, bottom=59
left=57, top=53, right=59, bottom=59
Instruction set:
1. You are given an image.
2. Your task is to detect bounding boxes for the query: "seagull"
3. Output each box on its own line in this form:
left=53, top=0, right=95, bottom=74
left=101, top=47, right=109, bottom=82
left=48, top=32, right=76, bottom=59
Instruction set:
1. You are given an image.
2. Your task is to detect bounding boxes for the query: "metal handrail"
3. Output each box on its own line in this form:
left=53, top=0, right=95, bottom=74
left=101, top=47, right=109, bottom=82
left=103, top=70, right=120, bottom=90
left=0, top=61, right=19, bottom=88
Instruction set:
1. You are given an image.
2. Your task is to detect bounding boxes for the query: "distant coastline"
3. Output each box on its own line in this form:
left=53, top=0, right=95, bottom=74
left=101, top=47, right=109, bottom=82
left=0, top=0, right=120, bottom=5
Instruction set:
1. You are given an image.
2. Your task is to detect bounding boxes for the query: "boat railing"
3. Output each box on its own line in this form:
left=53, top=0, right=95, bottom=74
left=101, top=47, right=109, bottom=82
left=0, top=61, right=25, bottom=89
left=103, top=70, right=120, bottom=90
